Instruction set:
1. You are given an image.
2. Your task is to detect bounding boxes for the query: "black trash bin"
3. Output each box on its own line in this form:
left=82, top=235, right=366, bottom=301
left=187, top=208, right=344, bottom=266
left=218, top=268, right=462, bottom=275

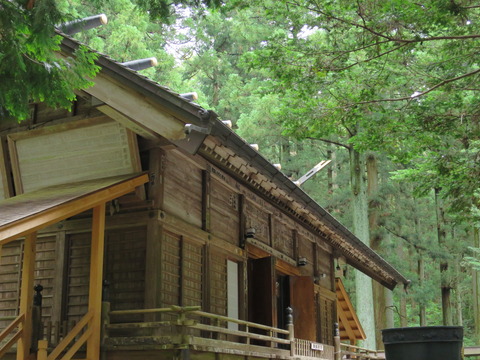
left=382, top=326, right=463, bottom=360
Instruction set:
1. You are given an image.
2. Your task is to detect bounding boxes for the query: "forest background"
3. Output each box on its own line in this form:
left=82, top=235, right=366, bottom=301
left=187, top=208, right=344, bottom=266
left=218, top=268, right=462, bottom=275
left=2, top=0, right=480, bottom=349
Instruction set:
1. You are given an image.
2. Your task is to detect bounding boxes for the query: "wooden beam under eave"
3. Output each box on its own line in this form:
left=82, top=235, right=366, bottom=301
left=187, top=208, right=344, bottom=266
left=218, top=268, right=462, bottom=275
left=84, top=74, right=187, bottom=141
left=17, top=232, right=37, bottom=360
left=97, top=104, right=161, bottom=141
left=0, top=174, right=149, bottom=245
left=86, top=204, right=106, bottom=360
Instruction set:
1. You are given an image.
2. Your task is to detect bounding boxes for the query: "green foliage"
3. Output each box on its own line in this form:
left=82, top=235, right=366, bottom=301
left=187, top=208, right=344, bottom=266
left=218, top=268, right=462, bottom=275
left=0, top=0, right=99, bottom=120
left=464, top=247, right=480, bottom=271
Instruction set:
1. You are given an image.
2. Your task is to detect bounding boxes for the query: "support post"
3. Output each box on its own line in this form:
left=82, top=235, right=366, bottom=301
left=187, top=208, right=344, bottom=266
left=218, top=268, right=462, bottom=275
left=286, top=307, right=295, bottom=356
left=334, top=322, right=341, bottom=360
left=86, top=204, right=106, bottom=360
left=37, top=340, right=48, bottom=360
left=17, top=232, right=37, bottom=360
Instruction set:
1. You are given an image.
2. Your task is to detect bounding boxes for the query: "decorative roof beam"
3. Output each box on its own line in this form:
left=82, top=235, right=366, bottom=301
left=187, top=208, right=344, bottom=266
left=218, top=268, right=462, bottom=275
left=58, top=14, right=108, bottom=35
left=122, top=58, right=158, bottom=71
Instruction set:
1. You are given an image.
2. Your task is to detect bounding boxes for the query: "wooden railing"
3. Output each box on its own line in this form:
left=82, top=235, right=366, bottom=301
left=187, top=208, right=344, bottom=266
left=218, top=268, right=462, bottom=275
left=464, top=346, right=480, bottom=358
left=107, top=305, right=290, bottom=347
left=340, top=343, right=385, bottom=359
left=106, top=305, right=332, bottom=359
left=295, top=338, right=335, bottom=358
left=37, top=310, right=93, bottom=360
left=0, top=314, right=24, bottom=358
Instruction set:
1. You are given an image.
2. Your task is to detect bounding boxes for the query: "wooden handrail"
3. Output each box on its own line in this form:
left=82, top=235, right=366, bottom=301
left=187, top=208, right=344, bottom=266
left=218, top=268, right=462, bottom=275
left=0, top=314, right=24, bottom=343
left=191, top=310, right=290, bottom=335
left=192, top=323, right=291, bottom=344
left=109, top=305, right=200, bottom=316
left=0, top=327, right=23, bottom=358
left=109, top=306, right=289, bottom=335
left=340, top=342, right=383, bottom=359
left=0, top=314, right=24, bottom=357
left=47, top=310, right=93, bottom=360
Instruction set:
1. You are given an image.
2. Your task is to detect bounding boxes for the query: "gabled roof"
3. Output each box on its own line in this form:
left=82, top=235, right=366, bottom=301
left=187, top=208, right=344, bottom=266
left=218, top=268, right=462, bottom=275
left=57, top=32, right=408, bottom=290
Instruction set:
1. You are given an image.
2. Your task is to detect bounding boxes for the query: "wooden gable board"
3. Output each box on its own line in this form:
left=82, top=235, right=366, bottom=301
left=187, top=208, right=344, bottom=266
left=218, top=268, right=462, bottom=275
left=7, top=117, right=141, bottom=195
left=0, top=140, right=9, bottom=200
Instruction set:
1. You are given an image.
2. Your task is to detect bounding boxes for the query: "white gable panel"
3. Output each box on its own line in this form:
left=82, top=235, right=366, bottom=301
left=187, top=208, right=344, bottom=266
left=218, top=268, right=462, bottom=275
left=13, top=120, right=139, bottom=194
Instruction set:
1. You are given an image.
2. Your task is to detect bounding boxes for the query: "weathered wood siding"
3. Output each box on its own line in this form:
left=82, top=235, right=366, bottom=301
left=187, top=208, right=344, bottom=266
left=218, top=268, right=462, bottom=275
left=0, top=241, right=23, bottom=323
left=0, top=236, right=56, bottom=326
left=209, top=249, right=227, bottom=316
left=317, top=293, right=335, bottom=346
left=35, top=236, right=57, bottom=324
left=163, top=151, right=202, bottom=227
left=106, top=228, right=147, bottom=322
left=210, top=179, right=239, bottom=245
left=244, top=199, right=270, bottom=245
left=182, top=239, right=204, bottom=308
left=317, top=245, right=333, bottom=290
left=273, top=213, right=295, bottom=259
left=160, top=230, right=181, bottom=307
left=0, top=141, right=8, bottom=200
left=65, top=232, right=91, bottom=323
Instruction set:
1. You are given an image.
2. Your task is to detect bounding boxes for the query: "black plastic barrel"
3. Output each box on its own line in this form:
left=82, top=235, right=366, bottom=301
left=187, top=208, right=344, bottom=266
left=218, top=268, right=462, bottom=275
left=382, top=326, right=463, bottom=360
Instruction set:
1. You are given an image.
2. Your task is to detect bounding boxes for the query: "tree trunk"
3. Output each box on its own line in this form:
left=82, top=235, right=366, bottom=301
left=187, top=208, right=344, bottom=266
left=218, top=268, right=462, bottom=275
left=418, top=258, right=426, bottom=326
left=366, top=154, right=385, bottom=349
left=327, top=144, right=338, bottom=193
left=434, top=189, right=453, bottom=326
left=411, top=198, right=426, bottom=326
left=350, top=148, right=376, bottom=350
left=385, top=288, right=394, bottom=328
left=455, top=261, right=463, bottom=326
left=400, top=293, right=408, bottom=327
left=474, top=227, right=480, bottom=343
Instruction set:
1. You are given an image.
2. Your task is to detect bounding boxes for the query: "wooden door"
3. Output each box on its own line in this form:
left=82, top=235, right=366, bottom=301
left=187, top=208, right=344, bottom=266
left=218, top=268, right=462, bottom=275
left=290, top=276, right=316, bottom=341
left=248, top=257, right=275, bottom=327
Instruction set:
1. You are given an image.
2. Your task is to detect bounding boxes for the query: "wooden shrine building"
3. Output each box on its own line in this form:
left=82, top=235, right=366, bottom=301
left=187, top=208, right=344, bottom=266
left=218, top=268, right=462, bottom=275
left=0, top=30, right=409, bottom=360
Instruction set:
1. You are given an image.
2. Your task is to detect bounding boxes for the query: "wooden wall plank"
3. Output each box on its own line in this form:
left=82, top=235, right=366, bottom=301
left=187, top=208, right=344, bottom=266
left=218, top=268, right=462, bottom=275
left=160, top=230, right=181, bottom=307
left=244, top=200, right=270, bottom=245
left=34, top=236, right=57, bottom=326
left=182, top=239, right=203, bottom=308
left=210, top=179, right=239, bottom=246
left=163, top=151, right=202, bottom=228
left=0, top=240, right=23, bottom=323
left=209, top=250, right=227, bottom=316
left=105, top=227, right=147, bottom=323
left=0, top=138, right=11, bottom=200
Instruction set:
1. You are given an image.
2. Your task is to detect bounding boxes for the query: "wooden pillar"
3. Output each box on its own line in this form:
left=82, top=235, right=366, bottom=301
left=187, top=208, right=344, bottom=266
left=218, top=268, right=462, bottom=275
left=17, top=232, right=37, bottom=360
left=86, top=204, right=106, bottom=360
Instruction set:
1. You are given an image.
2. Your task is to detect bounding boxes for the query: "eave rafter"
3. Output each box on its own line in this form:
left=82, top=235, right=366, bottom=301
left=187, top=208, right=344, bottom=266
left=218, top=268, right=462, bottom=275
left=199, top=139, right=403, bottom=289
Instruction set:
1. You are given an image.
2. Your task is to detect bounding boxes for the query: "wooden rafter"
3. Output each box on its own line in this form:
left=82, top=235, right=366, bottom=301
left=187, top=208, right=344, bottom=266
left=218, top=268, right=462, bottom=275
left=336, top=278, right=366, bottom=343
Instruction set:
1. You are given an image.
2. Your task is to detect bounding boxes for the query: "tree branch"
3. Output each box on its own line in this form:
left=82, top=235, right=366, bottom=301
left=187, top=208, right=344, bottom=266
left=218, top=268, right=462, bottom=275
left=383, top=225, right=427, bottom=252
left=355, top=67, right=480, bottom=105
left=289, top=1, right=480, bottom=44
left=330, top=43, right=409, bottom=72
left=306, top=136, right=351, bottom=149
